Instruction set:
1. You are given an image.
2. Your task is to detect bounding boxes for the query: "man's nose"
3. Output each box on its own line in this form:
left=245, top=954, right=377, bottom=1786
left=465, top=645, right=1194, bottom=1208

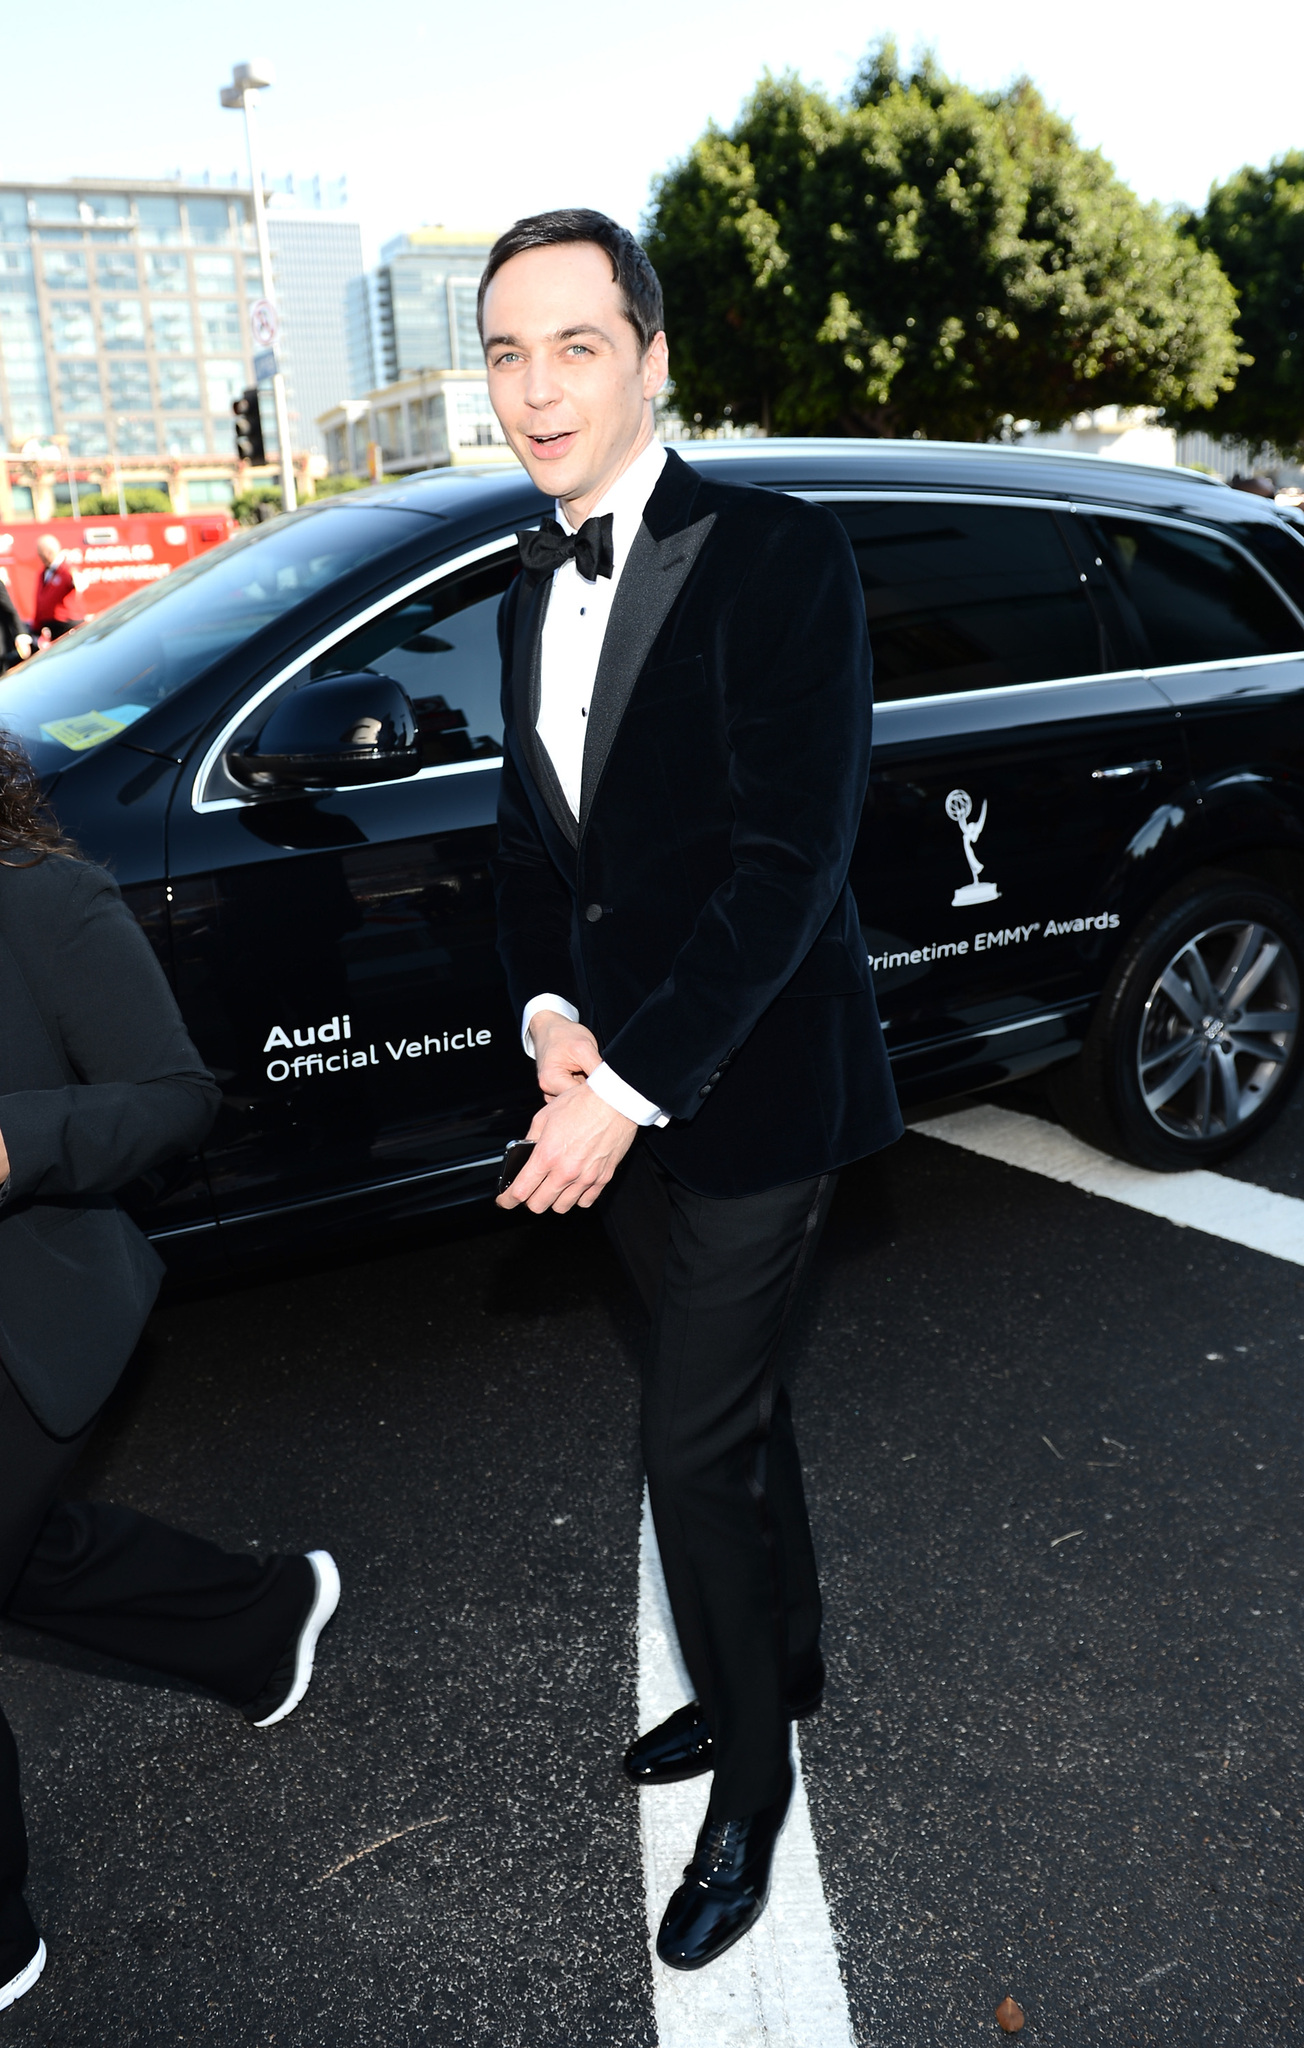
left=522, top=360, right=562, bottom=410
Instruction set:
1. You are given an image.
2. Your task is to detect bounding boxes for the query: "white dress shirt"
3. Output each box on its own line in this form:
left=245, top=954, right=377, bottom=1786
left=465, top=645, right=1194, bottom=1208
left=523, top=437, right=669, bottom=1127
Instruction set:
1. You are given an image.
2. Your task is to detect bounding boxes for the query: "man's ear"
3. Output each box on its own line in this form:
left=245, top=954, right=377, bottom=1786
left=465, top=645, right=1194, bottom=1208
left=643, top=329, right=669, bottom=399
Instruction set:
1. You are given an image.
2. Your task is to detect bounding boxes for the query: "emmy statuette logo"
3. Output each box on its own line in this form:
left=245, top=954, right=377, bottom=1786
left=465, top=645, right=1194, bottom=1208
left=946, top=789, right=1001, bottom=907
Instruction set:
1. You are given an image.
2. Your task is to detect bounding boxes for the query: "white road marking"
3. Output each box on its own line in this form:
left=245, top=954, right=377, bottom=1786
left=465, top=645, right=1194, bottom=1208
left=637, top=1489, right=857, bottom=2048
left=914, top=1105, right=1304, bottom=1266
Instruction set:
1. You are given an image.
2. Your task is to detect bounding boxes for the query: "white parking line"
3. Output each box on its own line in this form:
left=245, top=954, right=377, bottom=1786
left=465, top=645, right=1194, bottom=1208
left=913, top=1105, right=1304, bottom=1265
left=637, top=1490, right=857, bottom=2048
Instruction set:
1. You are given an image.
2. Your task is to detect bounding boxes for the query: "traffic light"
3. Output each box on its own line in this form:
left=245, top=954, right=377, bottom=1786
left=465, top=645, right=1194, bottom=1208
left=233, top=388, right=266, bottom=465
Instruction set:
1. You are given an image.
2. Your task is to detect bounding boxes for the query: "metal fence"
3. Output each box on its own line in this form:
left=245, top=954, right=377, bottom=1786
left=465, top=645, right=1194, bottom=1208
left=1175, top=430, right=1303, bottom=486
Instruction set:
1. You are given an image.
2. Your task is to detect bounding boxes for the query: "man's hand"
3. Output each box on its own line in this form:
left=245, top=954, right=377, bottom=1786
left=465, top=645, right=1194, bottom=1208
left=530, top=1009, right=601, bottom=1100
left=496, top=1083, right=636, bottom=1214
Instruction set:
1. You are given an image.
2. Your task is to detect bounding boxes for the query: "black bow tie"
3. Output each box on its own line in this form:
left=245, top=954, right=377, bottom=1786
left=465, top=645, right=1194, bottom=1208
left=518, top=513, right=614, bottom=585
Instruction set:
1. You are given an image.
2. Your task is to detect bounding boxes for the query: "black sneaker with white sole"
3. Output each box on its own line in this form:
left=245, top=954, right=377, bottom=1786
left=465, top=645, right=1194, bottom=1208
left=0, top=1894, right=45, bottom=2014
left=242, top=1550, right=340, bottom=1728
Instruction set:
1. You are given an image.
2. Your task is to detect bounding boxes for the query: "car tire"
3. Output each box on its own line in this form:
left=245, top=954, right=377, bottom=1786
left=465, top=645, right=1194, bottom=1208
left=1046, top=875, right=1304, bottom=1171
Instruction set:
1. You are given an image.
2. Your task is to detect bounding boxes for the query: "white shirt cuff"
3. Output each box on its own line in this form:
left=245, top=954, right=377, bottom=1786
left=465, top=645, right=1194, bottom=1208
left=522, top=996, right=668, bottom=1126
left=521, top=993, right=579, bottom=1059
left=587, top=1061, right=669, bottom=1128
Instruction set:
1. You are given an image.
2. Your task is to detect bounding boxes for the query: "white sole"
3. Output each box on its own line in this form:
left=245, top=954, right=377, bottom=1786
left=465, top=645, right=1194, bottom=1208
left=0, top=1938, right=46, bottom=2011
left=254, top=1550, right=340, bottom=1728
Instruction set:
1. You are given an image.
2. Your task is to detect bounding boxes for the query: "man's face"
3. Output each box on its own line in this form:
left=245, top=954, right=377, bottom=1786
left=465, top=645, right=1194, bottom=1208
left=36, top=536, right=59, bottom=567
left=482, top=242, right=668, bottom=514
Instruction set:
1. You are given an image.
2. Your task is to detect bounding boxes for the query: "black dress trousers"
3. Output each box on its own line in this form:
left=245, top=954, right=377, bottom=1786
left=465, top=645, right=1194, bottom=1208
left=0, top=1364, right=310, bottom=1918
left=603, top=1139, right=836, bottom=1818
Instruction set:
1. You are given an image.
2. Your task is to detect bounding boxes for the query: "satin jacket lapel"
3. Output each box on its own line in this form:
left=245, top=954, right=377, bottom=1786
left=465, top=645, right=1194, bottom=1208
left=578, top=508, right=716, bottom=836
left=511, top=571, right=577, bottom=851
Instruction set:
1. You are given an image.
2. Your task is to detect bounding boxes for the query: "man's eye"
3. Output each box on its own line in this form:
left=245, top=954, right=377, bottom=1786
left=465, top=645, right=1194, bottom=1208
left=492, top=351, right=521, bottom=367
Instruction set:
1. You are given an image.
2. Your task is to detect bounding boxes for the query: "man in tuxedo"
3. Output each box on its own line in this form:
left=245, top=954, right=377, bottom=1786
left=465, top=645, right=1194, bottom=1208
left=483, top=210, right=900, bottom=1970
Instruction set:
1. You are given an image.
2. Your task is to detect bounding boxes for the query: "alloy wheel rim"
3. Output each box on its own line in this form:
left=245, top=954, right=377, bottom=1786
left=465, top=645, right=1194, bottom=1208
left=1136, top=918, right=1299, bottom=1142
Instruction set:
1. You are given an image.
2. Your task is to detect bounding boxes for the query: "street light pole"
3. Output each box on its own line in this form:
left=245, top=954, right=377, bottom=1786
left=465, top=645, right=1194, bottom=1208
left=220, top=61, right=296, bottom=512
left=61, top=439, right=80, bottom=520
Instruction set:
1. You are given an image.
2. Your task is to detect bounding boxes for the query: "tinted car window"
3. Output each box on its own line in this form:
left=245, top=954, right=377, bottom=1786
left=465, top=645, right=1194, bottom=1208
left=1, top=505, right=430, bottom=777
left=1236, top=520, right=1304, bottom=618
left=307, top=551, right=515, bottom=767
left=829, top=501, right=1103, bottom=702
left=1082, top=513, right=1304, bottom=668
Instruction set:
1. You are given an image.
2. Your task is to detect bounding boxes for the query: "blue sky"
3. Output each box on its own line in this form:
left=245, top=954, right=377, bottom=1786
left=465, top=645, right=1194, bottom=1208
left=2, top=0, right=1299, bottom=260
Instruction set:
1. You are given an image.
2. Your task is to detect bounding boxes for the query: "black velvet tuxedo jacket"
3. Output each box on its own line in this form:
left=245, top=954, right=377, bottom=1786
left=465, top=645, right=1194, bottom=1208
left=0, top=856, right=219, bottom=1435
left=493, top=446, right=902, bottom=1199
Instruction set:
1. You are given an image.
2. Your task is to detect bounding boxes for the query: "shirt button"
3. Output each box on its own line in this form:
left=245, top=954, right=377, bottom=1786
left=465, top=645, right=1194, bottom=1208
left=585, top=903, right=603, bottom=923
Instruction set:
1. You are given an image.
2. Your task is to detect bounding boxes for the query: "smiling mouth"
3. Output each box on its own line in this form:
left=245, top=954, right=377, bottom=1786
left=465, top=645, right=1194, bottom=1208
left=526, top=429, right=577, bottom=457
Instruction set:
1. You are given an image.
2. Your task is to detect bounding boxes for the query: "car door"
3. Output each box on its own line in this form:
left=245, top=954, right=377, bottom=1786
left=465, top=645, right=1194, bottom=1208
left=165, top=536, right=539, bottom=1238
left=819, top=494, right=1188, bottom=1087
left=1071, top=507, right=1304, bottom=804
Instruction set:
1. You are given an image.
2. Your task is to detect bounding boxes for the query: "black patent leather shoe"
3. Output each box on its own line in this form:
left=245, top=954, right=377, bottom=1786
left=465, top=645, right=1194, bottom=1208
left=623, top=1661, right=824, bottom=1787
left=624, top=1701, right=714, bottom=1785
left=656, top=1774, right=793, bottom=1971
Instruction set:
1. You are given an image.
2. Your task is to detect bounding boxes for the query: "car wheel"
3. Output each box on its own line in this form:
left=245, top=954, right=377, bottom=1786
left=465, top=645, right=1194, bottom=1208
left=1047, top=876, right=1304, bottom=1171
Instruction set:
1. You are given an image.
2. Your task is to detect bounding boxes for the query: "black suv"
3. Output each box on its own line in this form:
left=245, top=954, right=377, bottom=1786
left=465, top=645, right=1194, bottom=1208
left=8, top=440, right=1304, bottom=1271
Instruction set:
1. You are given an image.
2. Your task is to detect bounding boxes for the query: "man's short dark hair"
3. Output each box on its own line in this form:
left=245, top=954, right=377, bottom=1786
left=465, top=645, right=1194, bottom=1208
left=477, top=209, right=664, bottom=353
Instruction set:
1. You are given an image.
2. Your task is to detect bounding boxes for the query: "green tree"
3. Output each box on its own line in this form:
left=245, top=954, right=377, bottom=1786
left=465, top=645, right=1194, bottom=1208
left=75, top=488, right=173, bottom=514
left=311, top=473, right=367, bottom=498
left=232, top=484, right=284, bottom=526
left=1180, top=155, right=1304, bottom=458
left=232, top=475, right=367, bottom=525
left=645, top=41, right=1241, bottom=440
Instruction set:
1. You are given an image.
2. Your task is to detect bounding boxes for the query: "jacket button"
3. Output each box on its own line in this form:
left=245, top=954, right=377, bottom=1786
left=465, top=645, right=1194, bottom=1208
left=699, top=1083, right=711, bottom=1097
left=708, top=1069, right=722, bottom=1084
left=585, top=903, right=603, bottom=923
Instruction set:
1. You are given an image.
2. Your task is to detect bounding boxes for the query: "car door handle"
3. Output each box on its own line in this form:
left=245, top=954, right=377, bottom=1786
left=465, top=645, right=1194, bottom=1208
left=1092, top=760, right=1163, bottom=780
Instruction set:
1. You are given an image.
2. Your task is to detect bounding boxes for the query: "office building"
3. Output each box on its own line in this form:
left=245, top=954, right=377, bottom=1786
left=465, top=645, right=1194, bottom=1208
left=345, top=269, right=386, bottom=405
left=265, top=204, right=363, bottom=455
left=0, top=176, right=362, bottom=505
left=0, top=179, right=261, bottom=490
left=322, top=227, right=510, bottom=481
left=319, top=368, right=515, bottom=476
left=346, top=228, right=497, bottom=388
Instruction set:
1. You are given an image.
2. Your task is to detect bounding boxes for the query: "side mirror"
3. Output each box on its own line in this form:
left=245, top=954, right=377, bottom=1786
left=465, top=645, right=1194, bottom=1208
left=227, top=672, right=421, bottom=791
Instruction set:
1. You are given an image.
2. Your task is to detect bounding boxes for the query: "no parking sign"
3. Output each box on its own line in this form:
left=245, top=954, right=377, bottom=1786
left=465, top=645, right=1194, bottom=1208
left=250, top=299, right=280, bottom=349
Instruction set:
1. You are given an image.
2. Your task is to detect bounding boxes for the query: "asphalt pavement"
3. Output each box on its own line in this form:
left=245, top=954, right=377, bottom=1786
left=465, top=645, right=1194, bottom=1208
left=3, top=1078, right=1302, bottom=2046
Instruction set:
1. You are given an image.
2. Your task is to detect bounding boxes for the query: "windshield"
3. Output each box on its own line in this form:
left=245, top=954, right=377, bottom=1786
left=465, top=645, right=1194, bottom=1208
left=0, top=504, right=433, bottom=777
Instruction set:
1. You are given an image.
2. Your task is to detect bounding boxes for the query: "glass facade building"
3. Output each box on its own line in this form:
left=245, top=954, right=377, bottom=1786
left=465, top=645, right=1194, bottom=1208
left=0, top=180, right=260, bottom=466
left=265, top=209, right=364, bottom=455
left=347, top=229, right=496, bottom=389
left=0, top=179, right=365, bottom=472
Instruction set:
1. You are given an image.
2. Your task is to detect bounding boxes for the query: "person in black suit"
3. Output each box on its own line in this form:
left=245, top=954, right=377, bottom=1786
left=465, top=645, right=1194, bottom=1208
left=483, top=211, right=901, bottom=1969
left=0, top=734, right=340, bottom=2016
